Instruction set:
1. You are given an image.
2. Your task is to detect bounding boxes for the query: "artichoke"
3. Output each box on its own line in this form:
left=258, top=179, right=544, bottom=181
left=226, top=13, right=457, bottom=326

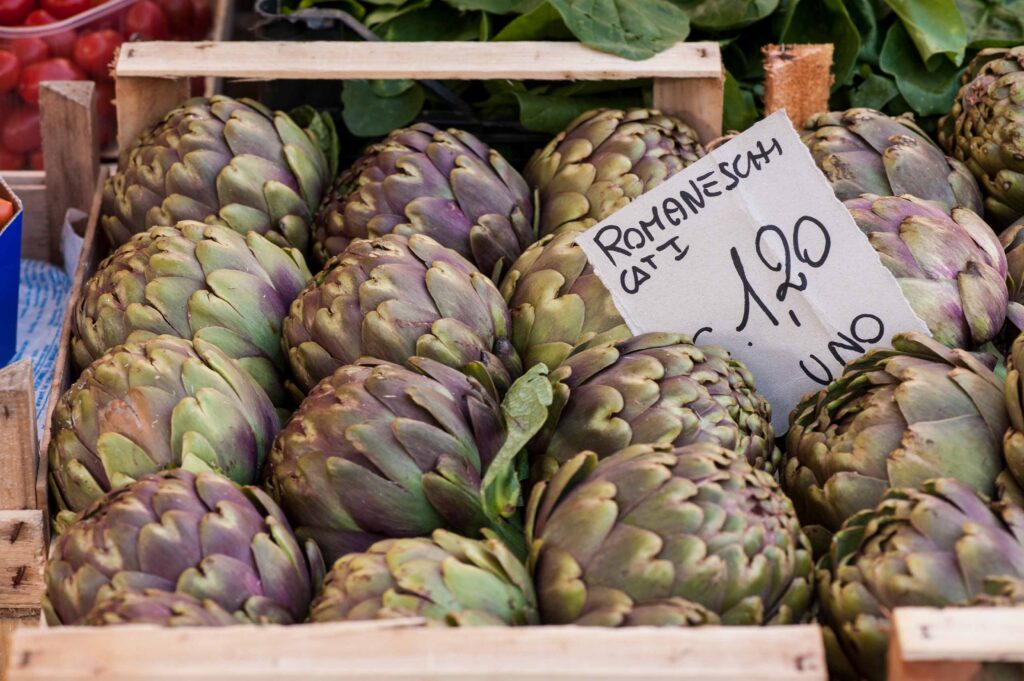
left=802, top=108, right=982, bottom=213
left=527, top=443, right=813, bottom=626
left=526, top=108, right=704, bottom=238
left=282, top=233, right=521, bottom=395
left=846, top=194, right=1007, bottom=349
left=309, top=529, right=537, bottom=626
left=785, top=333, right=1007, bottom=549
left=499, top=223, right=629, bottom=372
left=1000, top=217, right=1024, bottom=310
left=44, top=469, right=316, bottom=626
left=72, top=221, right=311, bottom=410
left=818, top=479, right=1024, bottom=681
left=941, top=47, right=1024, bottom=228
left=312, top=123, right=533, bottom=276
left=102, top=96, right=332, bottom=254
left=535, top=332, right=777, bottom=480
left=265, top=357, right=506, bottom=564
left=1003, top=332, right=1024, bottom=491
left=83, top=589, right=248, bottom=627
left=49, top=336, right=280, bottom=518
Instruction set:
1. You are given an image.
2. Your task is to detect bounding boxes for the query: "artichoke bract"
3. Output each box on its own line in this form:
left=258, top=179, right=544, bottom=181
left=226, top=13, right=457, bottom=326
left=818, top=479, right=1024, bottom=681
left=526, top=108, right=704, bottom=238
left=941, top=47, right=1024, bottom=228
left=265, top=357, right=505, bottom=565
left=309, top=529, right=537, bottom=626
left=803, top=108, right=982, bottom=213
left=49, top=336, right=280, bottom=518
left=785, top=333, right=1007, bottom=549
left=83, top=589, right=247, bottom=627
left=535, top=332, right=777, bottom=480
left=282, top=233, right=521, bottom=395
left=45, top=469, right=316, bottom=626
left=102, top=96, right=332, bottom=254
left=499, top=223, right=629, bottom=372
left=1000, top=218, right=1024, bottom=320
left=313, top=123, right=534, bottom=276
left=1003, top=332, right=1024, bottom=491
left=527, top=443, right=813, bottom=626
left=72, top=221, right=311, bottom=410
left=845, top=194, right=1008, bottom=349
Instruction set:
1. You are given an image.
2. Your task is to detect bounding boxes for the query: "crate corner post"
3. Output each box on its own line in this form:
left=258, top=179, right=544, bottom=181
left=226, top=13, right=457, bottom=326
left=652, top=42, right=724, bottom=143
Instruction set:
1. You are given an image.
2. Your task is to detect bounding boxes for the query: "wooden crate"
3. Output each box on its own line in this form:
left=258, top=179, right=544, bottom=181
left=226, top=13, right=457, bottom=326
left=4, top=39, right=833, bottom=681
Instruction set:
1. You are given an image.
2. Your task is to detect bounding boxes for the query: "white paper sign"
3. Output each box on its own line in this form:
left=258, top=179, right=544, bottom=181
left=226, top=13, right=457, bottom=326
left=575, top=110, right=930, bottom=431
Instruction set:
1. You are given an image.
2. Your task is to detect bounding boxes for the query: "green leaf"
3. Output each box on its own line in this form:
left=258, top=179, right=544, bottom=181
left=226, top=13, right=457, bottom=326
left=670, top=0, right=778, bottom=33
left=879, top=21, right=962, bottom=116
left=444, top=0, right=543, bottom=12
left=284, top=0, right=366, bottom=15
left=850, top=72, right=900, bottom=109
left=513, top=88, right=641, bottom=133
left=780, top=0, right=861, bottom=87
left=884, top=0, right=966, bottom=66
left=370, top=79, right=416, bottom=97
left=480, top=364, right=553, bottom=526
left=341, top=80, right=426, bottom=137
left=845, top=0, right=881, bottom=64
left=365, top=0, right=430, bottom=26
left=722, top=69, right=758, bottom=132
left=288, top=105, right=340, bottom=177
left=957, top=0, right=1024, bottom=48
left=547, top=0, right=690, bottom=61
left=376, top=5, right=481, bottom=39
left=493, top=1, right=573, bottom=40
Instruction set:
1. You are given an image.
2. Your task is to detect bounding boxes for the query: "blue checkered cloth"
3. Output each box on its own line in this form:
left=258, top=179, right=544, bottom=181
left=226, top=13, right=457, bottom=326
left=13, top=259, right=71, bottom=439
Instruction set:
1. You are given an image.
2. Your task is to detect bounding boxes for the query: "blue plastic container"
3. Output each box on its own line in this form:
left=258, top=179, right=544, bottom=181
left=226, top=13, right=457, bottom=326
left=0, top=176, right=23, bottom=366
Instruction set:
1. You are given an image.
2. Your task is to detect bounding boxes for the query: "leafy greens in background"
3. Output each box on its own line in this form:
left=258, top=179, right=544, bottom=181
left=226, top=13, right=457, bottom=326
left=271, top=0, right=1024, bottom=138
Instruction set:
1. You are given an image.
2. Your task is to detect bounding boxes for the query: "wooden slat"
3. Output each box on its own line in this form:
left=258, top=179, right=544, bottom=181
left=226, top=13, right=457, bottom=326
left=0, top=361, right=36, bottom=512
left=653, top=74, right=724, bottom=143
left=892, top=608, right=1024, bottom=664
left=1, top=612, right=38, bottom=681
left=202, top=0, right=237, bottom=98
left=115, top=41, right=722, bottom=81
left=9, top=622, right=826, bottom=681
left=0, top=511, right=45, bottom=611
left=114, top=76, right=191, bottom=163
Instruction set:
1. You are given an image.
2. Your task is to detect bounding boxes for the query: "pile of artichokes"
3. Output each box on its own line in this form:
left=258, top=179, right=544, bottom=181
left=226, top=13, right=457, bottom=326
left=39, top=57, right=1024, bottom=679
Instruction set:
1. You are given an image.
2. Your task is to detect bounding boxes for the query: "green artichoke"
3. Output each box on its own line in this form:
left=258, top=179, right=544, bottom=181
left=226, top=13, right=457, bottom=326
left=312, top=123, right=534, bottom=276
left=941, top=47, right=1024, bottom=228
left=846, top=194, right=1008, bottom=349
left=282, top=233, right=521, bottom=395
left=1000, top=218, right=1024, bottom=321
left=535, top=332, right=777, bottom=480
left=49, top=336, right=280, bottom=518
left=803, top=108, right=982, bottom=213
left=527, top=443, right=813, bottom=626
left=265, top=357, right=506, bottom=564
left=44, top=469, right=316, bottom=626
left=309, top=529, right=537, bottom=626
left=82, top=589, right=248, bottom=627
left=72, top=221, right=311, bottom=410
left=102, top=96, right=332, bottom=254
left=785, top=333, right=1007, bottom=550
left=1003, top=332, right=1024, bottom=491
left=499, top=223, right=629, bottom=372
left=526, top=108, right=704, bottom=238
left=818, top=479, right=1024, bottom=681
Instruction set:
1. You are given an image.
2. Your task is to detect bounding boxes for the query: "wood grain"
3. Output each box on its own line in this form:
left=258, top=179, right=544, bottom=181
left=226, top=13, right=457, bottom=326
left=0, top=361, right=35, bottom=512
left=0, top=511, right=45, bottom=611
left=762, top=44, right=833, bottom=130
left=1, top=613, right=38, bottom=681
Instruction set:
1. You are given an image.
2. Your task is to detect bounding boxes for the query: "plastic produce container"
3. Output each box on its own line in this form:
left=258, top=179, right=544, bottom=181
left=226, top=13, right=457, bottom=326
left=0, top=0, right=214, bottom=170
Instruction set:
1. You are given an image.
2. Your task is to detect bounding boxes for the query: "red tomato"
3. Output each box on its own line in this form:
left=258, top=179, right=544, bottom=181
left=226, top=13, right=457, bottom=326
left=41, top=0, right=89, bottom=19
left=27, top=148, right=42, bottom=169
left=10, top=37, right=49, bottom=66
left=0, top=197, right=14, bottom=222
left=158, top=0, right=190, bottom=35
left=0, top=0, right=34, bottom=26
left=0, top=51, right=20, bottom=92
left=189, top=0, right=209, bottom=38
left=2, top=106, right=39, bottom=153
left=0, top=148, right=20, bottom=170
left=17, top=57, right=83, bottom=105
left=23, top=9, right=75, bottom=57
left=72, top=28, right=120, bottom=79
left=123, top=0, right=168, bottom=40
left=94, top=79, right=113, bottom=118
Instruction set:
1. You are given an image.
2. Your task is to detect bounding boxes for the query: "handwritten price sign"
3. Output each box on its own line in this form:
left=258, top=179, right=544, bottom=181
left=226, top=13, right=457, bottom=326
left=575, top=110, right=929, bottom=431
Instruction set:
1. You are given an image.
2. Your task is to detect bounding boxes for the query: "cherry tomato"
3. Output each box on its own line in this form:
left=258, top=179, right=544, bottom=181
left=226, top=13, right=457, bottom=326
left=27, top=148, right=42, bottom=169
left=0, top=147, right=22, bottom=170
left=2, top=106, right=39, bottom=153
left=158, top=0, right=190, bottom=36
left=190, top=0, right=209, bottom=38
left=17, top=57, right=83, bottom=105
left=24, top=9, right=75, bottom=58
left=0, top=0, right=34, bottom=27
left=10, top=37, right=49, bottom=66
left=123, top=0, right=168, bottom=40
left=94, top=79, right=113, bottom=118
left=72, top=28, right=120, bottom=79
left=41, top=0, right=88, bottom=19
left=0, top=51, right=20, bottom=92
